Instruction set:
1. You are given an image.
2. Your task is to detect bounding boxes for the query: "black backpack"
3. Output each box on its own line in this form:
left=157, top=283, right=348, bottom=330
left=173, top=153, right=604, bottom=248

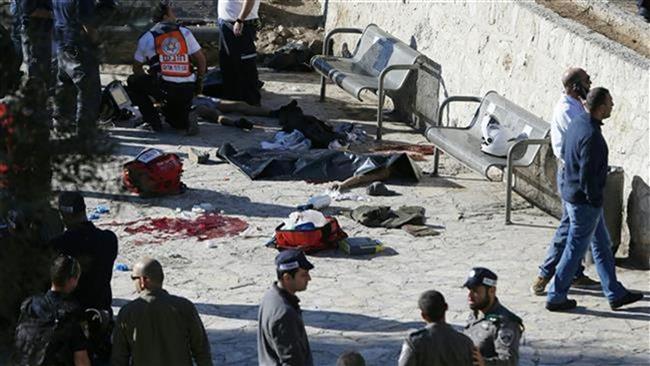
left=10, top=295, right=79, bottom=366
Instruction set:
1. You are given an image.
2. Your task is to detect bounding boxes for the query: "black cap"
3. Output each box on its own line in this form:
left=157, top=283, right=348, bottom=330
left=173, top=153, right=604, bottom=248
left=58, top=192, right=86, bottom=215
left=275, top=250, right=314, bottom=272
left=463, top=267, right=498, bottom=288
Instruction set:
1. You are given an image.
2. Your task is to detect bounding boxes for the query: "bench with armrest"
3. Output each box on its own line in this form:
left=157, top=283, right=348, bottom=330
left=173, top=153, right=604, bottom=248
left=426, top=91, right=551, bottom=224
left=311, top=24, right=441, bottom=140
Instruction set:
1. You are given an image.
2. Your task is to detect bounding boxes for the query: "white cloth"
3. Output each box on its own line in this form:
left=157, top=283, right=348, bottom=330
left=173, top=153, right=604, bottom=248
left=550, top=93, right=587, bottom=159
left=217, top=0, right=260, bottom=21
left=134, top=25, right=202, bottom=83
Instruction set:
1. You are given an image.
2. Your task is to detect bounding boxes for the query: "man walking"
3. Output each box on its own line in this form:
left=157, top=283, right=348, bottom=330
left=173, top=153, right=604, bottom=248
left=398, top=289, right=482, bottom=366
left=111, top=257, right=213, bottom=366
left=52, top=0, right=102, bottom=138
left=127, top=1, right=207, bottom=135
left=546, top=88, right=644, bottom=311
left=217, top=0, right=262, bottom=106
left=463, top=268, right=523, bottom=366
left=531, top=67, right=600, bottom=295
left=258, top=250, right=314, bottom=366
left=50, top=191, right=118, bottom=363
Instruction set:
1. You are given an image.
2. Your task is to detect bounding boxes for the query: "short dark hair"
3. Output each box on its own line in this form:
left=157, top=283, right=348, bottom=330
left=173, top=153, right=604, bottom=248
left=152, top=1, right=171, bottom=22
left=418, top=290, right=447, bottom=321
left=586, top=87, right=610, bottom=114
left=276, top=268, right=299, bottom=280
left=336, top=351, right=366, bottom=366
left=51, top=255, right=81, bottom=287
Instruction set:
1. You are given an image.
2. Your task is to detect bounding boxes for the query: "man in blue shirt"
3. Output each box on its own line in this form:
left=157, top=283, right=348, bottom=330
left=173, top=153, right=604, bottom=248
left=546, top=87, right=643, bottom=311
left=52, top=0, right=101, bottom=139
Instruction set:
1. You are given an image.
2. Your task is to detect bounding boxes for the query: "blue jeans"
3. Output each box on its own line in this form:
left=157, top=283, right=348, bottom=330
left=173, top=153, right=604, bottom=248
left=547, top=202, right=626, bottom=304
left=538, top=169, right=586, bottom=279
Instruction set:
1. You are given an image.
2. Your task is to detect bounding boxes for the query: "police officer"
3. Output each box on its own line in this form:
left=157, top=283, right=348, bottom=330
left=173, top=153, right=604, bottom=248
left=52, top=0, right=102, bottom=138
left=399, top=290, right=483, bottom=366
left=217, top=0, right=262, bottom=106
left=10, top=255, right=92, bottom=366
left=257, top=249, right=314, bottom=366
left=462, top=267, right=523, bottom=366
left=127, top=1, right=207, bottom=135
left=49, top=191, right=118, bottom=363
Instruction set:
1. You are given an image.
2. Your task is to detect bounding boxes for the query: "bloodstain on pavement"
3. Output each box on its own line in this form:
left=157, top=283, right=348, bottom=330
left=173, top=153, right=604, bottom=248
left=105, top=213, right=248, bottom=242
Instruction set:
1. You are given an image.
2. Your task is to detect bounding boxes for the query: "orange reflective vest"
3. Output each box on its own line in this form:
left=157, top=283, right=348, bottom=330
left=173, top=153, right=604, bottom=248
left=152, top=26, right=192, bottom=78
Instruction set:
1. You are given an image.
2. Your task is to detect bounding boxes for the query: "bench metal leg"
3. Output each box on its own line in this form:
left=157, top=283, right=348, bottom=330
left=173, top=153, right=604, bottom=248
left=505, top=163, right=514, bottom=225
left=432, top=148, right=440, bottom=176
left=319, top=75, right=327, bottom=102
left=377, top=86, right=385, bottom=140
left=376, top=64, right=422, bottom=140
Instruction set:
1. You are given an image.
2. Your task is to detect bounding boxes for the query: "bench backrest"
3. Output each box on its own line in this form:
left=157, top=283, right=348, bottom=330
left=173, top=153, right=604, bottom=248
left=351, top=24, right=422, bottom=91
left=468, top=91, right=550, bottom=166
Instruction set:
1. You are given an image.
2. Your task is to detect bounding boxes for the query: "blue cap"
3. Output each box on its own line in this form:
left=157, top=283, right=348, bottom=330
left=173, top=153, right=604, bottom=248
left=275, top=250, right=314, bottom=272
left=463, top=267, right=498, bottom=288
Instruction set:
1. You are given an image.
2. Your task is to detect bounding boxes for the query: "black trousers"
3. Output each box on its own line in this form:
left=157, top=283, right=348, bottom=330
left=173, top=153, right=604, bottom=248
left=126, top=74, right=195, bottom=130
left=219, top=19, right=261, bottom=106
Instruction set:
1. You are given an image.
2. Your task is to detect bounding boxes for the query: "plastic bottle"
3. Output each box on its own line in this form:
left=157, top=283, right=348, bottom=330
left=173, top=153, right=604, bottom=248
left=307, top=194, right=331, bottom=209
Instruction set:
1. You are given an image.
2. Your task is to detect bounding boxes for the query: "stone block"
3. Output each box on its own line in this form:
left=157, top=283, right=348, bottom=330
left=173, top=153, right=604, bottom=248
left=627, top=176, right=650, bottom=269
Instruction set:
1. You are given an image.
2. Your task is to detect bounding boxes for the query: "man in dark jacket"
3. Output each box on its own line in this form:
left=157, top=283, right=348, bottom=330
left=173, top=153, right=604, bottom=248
left=399, top=290, right=482, bottom=366
left=257, top=250, right=314, bottom=366
left=50, top=191, right=118, bottom=362
left=11, top=255, right=91, bottom=366
left=546, top=87, right=643, bottom=311
left=112, top=257, right=213, bottom=366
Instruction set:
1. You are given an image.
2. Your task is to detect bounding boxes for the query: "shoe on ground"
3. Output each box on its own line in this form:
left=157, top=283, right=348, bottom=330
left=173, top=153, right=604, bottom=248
left=610, top=291, right=643, bottom=310
left=571, top=275, right=601, bottom=290
left=186, top=109, right=199, bottom=136
left=136, top=122, right=162, bottom=132
left=546, top=299, right=577, bottom=312
left=235, top=118, right=254, bottom=130
left=531, top=276, right=550, bottom=296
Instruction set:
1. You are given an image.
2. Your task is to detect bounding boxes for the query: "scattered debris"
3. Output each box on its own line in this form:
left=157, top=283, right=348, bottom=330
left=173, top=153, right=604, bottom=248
left=187, top=147, right=210, bottom=164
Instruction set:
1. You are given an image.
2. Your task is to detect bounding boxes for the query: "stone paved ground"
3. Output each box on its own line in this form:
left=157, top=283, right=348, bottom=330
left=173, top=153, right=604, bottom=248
left=96, top=68, right=649, bottom=365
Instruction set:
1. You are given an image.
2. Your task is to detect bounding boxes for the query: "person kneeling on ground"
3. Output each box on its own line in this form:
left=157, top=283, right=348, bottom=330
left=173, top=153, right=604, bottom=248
left=11, top=255, right=92, bottom=366
left=399, top=290, right=483, bottom=366
left=127, top=1, right=206, bottom=135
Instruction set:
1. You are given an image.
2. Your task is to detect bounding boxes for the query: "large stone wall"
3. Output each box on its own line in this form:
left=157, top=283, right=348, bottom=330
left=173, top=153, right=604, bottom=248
left=321, top=0, right=649, bottom=255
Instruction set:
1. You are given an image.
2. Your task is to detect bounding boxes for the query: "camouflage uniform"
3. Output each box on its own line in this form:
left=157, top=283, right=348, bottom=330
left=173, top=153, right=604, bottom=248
left=464, top=299, right=523, bottom=366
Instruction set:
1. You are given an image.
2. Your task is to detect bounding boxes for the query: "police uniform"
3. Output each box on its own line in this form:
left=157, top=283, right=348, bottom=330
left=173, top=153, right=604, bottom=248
left=127, top=21, right=201, bottom=131
left=257, top=250, right=314, bottom=366
left=217, top=0, right=261, bottom=106
left=52, top=0, right=102, bottom=137
left=462, top=268, right=524, bottom=366
left=398, top=322, right=475, bottom=366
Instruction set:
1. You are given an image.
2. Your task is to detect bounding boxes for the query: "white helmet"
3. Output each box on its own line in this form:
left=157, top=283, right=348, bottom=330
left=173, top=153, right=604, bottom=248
left=480, top=114, right=511, bottom=157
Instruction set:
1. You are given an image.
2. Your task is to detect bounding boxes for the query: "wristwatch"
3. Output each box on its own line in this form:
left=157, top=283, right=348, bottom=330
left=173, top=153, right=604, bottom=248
left=235, top=18, right=244, bottom=24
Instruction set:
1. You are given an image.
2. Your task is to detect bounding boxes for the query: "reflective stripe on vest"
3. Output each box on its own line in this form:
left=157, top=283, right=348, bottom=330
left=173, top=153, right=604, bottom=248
left=154, top=29, right=192, bottom=78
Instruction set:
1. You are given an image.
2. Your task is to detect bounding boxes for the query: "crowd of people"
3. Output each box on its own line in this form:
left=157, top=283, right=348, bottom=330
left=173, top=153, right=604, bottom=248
left=4, top=0, right=646, bottom=365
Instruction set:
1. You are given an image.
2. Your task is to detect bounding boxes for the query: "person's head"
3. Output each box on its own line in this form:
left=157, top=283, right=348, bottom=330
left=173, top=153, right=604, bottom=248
left=131, top=257, right=164, bottom=292
left=152, top=0, right=176, bottom=23
left=275, top=250, right=314, bottom=295
left=336, top=351, right=366, bottom=366
left=58, top=191, right=87, bottom=228
left=562, top=67, right=591, bottom=100
left=586, top=87, right=614, bottom=121
left=50, top=255, right=81, bottom=294
left=418, top=290, right=448, bottom=323
left=463, top=267, right=498, bottom=312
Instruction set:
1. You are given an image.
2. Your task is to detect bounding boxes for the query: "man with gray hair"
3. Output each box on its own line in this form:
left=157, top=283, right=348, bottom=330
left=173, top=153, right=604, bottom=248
left=111, top=257, right=213, bottom=366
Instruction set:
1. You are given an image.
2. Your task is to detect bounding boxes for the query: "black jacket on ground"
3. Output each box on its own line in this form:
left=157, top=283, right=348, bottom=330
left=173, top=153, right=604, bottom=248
left=50, top=221, right=118, bottom=312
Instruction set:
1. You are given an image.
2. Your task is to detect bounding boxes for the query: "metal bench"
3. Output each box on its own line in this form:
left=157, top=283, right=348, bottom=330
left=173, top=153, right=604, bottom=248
left=426, top=91, right=550, bottom=224
left=311, top=24, right=441, bottom=140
